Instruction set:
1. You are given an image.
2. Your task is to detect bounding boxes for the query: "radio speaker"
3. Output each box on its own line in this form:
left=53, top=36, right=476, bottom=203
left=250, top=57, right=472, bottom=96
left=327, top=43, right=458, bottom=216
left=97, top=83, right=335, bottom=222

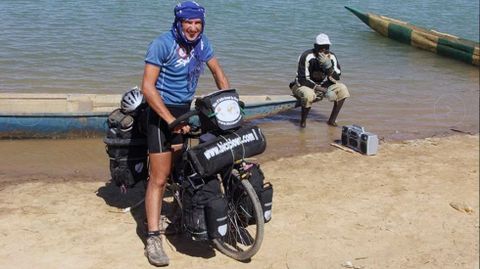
left=360, top=133, right=378, bottom=155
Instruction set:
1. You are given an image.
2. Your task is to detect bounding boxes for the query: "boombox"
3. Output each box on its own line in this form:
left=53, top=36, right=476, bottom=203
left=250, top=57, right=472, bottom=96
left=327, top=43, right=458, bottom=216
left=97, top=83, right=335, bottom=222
left=341, top=125, right=378, bottom=155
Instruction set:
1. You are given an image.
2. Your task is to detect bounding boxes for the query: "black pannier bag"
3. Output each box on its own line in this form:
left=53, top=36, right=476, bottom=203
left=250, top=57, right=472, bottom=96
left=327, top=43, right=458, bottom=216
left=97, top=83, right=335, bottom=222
left=202, top=179, right=228, bottom=239
left=182, top=177, right=228, bottom=240
left=195, top=89, right=243, bottom=133
left=104, top=108, right=148, bottom=188
left=237, top=163, right=273, bottom=224
left=248, top=164, right=273, bottom=223
left=181, top=176, right=208, bottom=241
left=187, top=125, right=267, bottom=177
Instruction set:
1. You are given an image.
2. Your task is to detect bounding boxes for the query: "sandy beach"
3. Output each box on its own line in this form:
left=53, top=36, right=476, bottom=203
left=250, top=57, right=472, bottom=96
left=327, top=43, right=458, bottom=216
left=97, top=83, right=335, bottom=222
left=0, top=134, right=478, bottom=269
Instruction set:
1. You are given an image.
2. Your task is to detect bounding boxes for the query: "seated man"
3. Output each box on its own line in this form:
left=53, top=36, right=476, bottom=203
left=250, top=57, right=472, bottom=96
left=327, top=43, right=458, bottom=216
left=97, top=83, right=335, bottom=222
left=290, top=33, right=350, bottom=128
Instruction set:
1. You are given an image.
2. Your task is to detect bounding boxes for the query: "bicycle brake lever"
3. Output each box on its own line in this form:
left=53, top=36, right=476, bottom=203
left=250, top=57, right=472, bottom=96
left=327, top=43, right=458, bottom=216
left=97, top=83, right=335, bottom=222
left=186, top=128, right=202, bottom=138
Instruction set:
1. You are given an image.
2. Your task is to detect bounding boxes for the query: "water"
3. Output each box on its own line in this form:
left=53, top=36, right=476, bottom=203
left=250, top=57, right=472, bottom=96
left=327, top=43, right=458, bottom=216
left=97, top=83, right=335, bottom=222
left=0, top=0, right=479, bottom=159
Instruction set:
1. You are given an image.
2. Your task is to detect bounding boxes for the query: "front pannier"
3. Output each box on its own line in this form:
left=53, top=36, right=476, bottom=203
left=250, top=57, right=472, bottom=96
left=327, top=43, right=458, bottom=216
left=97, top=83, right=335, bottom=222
left=249, top=164, right=273, bottom=223
left=182, top=177, right=228, bottom=240
left=238, top=163, right=273, bottom=224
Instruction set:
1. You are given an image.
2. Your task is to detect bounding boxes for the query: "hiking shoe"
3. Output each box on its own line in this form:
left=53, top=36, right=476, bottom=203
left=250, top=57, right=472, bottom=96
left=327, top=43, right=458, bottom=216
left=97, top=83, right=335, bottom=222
left=145, top=235, right=169, bottom=267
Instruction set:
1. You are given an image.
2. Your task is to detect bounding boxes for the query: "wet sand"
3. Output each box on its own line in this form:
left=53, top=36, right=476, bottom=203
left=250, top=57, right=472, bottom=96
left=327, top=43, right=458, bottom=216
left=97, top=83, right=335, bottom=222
left=0, top=134, right=478, bottom=268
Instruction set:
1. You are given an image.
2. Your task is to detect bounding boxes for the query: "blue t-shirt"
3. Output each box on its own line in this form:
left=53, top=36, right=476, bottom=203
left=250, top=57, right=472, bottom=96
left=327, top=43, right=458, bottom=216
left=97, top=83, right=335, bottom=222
left=145, top=31, right=214, bottom=105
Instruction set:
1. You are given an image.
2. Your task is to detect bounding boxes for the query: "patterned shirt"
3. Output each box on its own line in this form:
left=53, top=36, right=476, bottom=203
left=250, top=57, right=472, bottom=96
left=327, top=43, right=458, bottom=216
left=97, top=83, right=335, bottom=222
left=145, top=31, right=214, bottom=105
left=295, top=49, right=341, bottom=88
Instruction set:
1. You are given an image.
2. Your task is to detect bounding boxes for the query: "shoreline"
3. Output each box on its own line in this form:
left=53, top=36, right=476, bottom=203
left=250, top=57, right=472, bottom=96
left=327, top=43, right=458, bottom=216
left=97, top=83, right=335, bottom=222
left=0, top=131, right=477, bottom=184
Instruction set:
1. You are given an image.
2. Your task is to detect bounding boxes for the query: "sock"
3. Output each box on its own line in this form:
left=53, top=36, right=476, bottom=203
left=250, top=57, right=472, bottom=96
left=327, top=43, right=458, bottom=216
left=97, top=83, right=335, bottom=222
left=147, top=230, right=161, bottom=237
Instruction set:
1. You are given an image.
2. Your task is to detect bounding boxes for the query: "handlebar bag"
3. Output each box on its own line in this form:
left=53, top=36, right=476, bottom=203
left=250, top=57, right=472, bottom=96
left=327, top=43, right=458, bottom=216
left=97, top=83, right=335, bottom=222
left=187, top=125, right=267, bottom=177
left=195, top=89, right=243, bottom=132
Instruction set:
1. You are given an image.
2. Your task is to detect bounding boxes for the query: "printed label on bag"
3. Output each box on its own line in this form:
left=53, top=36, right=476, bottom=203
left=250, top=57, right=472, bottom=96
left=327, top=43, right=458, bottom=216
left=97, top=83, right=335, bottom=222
left=203, top=128, right=261, bottom=160
left=212, top=95, right=242, bottom=126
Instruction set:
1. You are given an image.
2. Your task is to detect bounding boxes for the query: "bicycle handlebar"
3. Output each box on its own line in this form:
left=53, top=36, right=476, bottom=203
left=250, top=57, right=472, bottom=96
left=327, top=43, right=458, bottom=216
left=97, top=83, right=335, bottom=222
left=168, top=109, right=199, bottom=131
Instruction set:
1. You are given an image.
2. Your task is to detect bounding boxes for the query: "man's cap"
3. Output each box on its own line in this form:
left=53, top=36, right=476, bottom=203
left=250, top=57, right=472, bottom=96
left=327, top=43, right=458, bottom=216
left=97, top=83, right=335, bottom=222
left=315, top=33, right=331, bottom=45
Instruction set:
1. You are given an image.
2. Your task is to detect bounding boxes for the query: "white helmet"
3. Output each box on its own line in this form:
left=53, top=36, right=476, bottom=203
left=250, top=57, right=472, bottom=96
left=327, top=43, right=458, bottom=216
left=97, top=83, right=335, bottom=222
left=121, top=86, right=143, bottom=113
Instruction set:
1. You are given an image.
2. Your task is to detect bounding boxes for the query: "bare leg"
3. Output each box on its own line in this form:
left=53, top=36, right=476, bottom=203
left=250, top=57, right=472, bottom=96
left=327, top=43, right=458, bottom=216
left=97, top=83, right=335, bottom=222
left=300, top=107, right=311, bottom=128
left=144, top=152, right=171, bottom=267
left=145, top=152, right=172, bottom=233
left=328, top=98, right=345, bottom=126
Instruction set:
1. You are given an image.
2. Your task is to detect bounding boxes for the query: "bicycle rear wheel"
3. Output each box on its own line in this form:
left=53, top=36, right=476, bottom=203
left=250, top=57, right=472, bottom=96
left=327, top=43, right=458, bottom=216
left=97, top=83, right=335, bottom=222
left=213, top=179, right=264, bottom=261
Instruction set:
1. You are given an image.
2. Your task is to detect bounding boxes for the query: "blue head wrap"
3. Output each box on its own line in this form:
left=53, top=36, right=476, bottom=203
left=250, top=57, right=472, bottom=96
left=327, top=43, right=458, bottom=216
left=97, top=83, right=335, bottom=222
left=172, top=1, right=205, bottom=46
left=171, top=1, right=208, bottom=91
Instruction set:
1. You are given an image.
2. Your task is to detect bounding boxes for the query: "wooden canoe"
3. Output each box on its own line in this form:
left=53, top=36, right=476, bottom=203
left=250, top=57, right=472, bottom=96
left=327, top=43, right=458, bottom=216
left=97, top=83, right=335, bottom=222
left=345, top=6, right=479, bottom=66
left=0, top=92, right=299, bottom=138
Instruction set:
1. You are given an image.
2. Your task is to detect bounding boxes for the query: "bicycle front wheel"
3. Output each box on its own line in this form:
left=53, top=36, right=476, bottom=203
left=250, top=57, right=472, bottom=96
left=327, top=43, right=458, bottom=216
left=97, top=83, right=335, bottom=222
left=213, top=179, right=264, bottom=261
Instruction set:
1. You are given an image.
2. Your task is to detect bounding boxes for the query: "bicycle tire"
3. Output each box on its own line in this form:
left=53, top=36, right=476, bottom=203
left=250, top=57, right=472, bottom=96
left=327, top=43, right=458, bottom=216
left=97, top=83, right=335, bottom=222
left=212, top=179, right=264, bottom=261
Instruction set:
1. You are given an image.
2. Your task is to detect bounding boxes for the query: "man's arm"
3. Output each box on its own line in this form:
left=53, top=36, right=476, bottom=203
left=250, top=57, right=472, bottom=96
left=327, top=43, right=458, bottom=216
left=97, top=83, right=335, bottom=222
left=206, top=57, right=230, bottom=90
left=141, top=63, right=175, bottom=124
left=329, top=53, right=341, bottom=80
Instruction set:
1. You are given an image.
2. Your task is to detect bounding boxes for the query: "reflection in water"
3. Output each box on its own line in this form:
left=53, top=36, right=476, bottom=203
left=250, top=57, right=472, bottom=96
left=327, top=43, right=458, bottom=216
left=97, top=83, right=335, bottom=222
left=252, top=110, right=344, bottom=161
left=433, top=93, right=467, bottom=127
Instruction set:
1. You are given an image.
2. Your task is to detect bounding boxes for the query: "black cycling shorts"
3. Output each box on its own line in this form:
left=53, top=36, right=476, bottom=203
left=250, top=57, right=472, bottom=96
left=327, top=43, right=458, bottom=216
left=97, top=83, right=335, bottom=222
left=146, top=104, right=190, bottom=153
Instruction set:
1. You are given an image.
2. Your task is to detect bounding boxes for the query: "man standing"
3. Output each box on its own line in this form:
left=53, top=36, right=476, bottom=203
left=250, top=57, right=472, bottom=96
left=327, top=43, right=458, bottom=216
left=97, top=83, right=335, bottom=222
left=290, top=33, right=350, bottom=128
left=141, top=1, right=230, bottom=266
